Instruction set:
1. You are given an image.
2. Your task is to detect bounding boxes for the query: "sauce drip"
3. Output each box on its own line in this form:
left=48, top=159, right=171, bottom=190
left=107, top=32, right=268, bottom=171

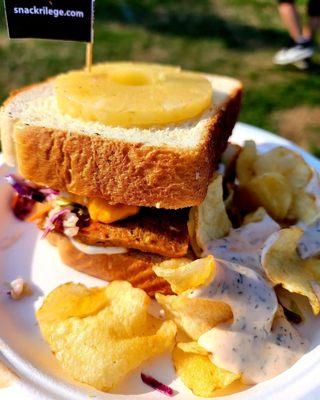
left=191, top=260, right=307, bottom=384
left=203, top=214, right=279, bottom=273
left=70, top=238, right=127, bottom=255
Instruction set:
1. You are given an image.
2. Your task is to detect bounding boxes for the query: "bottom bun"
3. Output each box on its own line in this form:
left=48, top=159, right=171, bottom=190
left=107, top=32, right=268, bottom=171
left=47, top=232, right=172, bottom=297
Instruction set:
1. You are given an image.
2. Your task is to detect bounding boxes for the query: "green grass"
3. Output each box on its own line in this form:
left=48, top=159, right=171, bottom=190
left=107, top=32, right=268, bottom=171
left=0, top=0, right=319, bottom=155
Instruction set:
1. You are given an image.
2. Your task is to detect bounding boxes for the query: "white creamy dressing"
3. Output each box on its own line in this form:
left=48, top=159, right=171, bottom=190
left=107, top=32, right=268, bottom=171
left=190, top=260, right=307, bottom=384
left=70, top=238, right=127, bottom=255
left=203, top=214, right=280, bottom=273
left=297, top=218, right=320, bottom=259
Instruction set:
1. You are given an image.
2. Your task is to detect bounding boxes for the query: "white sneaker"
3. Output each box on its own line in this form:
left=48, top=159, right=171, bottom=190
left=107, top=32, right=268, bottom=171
left=273, top=43, right=314, bottom=65
left=293, top=59, right=311, bottom=70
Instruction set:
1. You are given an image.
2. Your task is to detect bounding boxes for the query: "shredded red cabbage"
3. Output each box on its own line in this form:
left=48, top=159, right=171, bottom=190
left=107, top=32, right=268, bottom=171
left=42, top=208, right=71, bottom=239
left=141, top=373, right=174, bottom=397
left=6, top=174, right=59, bottom=202
left=38, top=187, right=60, bottom=200
left=12, top=194, right=35, bottom=221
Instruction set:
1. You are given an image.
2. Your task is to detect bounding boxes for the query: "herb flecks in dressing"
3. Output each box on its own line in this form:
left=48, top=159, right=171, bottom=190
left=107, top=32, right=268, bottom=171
left=192, top=260, right=307, bottom=384
left=203, top=214, right=280, bottom=273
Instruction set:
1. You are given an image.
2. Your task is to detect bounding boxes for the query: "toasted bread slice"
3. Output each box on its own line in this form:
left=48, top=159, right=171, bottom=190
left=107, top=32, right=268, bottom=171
left=1, top=73, right=242, bottom=209
left=47, top=232, right=172, bottom=297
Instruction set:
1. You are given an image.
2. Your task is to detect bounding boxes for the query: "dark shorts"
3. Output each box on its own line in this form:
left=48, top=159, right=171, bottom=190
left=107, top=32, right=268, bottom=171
left=278, top=0, right=320, bottom=16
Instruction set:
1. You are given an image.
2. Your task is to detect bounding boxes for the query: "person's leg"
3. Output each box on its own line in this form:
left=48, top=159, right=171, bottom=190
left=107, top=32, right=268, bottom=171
left=303, top=0, right=320, bottom=39
left=278, top=0, right=304, bottom=42
left=274, top=0, right=314, bottom=65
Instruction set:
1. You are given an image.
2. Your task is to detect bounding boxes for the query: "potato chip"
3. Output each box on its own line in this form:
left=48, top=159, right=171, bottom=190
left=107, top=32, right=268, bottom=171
left=254, top=147, right=312, bottom=192
left=177, top=341, right=209, bottom=356
left=235, top=144, right=315, bottom=223
left=243, top=207, right=268, bottom=224
left=153, top=256, right=216, bottom=295
left=36, top=283, right=110, bottom=339
left=236, top=140, right=258, bottom=185
left=288, top=191, right=319, bottom=224
left=287, top=170, right=320, bottom=224
left=188, top=174, right=231, bottom=256
left=36, top=281, right=177, bottom=391
left=261, top=228, right=320, bottom=314
left=156, top=293, right=232, bottom=340
left=173, top=346, right=239, bottom=397
left=245, top=172, right=293, bottom=220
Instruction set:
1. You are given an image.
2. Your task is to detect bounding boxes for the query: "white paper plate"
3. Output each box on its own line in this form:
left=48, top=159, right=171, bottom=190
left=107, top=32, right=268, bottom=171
left=1, top=122, right=320, bottom=400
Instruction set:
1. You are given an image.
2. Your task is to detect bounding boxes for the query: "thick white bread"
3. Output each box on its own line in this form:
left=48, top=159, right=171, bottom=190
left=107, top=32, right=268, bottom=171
left=0, top=74, right=242, bottom=209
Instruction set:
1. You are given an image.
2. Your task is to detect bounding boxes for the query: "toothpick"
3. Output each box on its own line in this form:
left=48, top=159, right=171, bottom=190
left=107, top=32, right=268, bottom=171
left=86, top=42, right=93, bottom=72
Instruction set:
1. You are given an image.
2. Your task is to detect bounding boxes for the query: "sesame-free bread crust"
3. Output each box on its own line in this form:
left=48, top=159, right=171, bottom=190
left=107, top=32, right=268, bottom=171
left=47, top=232, right=172, bottom=297
left=1, top=74, right=242, bottom=209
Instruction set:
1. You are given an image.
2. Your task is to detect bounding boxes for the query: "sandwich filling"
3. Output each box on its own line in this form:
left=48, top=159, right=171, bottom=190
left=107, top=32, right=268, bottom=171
left=8, top=174, right=189, bottom=259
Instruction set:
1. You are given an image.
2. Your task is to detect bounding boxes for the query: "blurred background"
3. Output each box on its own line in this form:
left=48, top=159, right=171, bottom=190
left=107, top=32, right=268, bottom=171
left=0, top=0, right=319, bottom=156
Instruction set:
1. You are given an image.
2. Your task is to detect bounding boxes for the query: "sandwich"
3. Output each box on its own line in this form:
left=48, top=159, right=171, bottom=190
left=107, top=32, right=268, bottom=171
left=0, top=62, right=242, bottom=296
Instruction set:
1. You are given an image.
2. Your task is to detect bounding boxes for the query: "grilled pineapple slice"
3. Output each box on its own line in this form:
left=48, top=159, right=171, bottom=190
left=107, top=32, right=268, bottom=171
left=55, top=62, right=212, bottom=127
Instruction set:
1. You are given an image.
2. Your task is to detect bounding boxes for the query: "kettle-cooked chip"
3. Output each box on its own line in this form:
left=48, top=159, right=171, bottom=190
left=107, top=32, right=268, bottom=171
left=36, top=281, right=177, bottom=391
left=288, top=191, right=319, bottom=224
left=287, top=169, right=320, bottom=224
left=245, top=172, right=293, bottom=221
left=243, top=207, right=269, bottom=224
left=254, top=147, right=312, bottom=192
left=188, top=174, right=231, bottom=256
left=153, top=256, right=216, bottom=295
left=177, top=341, right=209, bottom=356
left=36, top=283, right=110, bottom=339
left=261, top=228, right=320, bottom=315
left=235, top=143, right=316, bottom=223
left=173, top=346, right=239, bottom=397
left=156, top=293, right=232, bottom=340
left=236, top=140, right=258, bottom=186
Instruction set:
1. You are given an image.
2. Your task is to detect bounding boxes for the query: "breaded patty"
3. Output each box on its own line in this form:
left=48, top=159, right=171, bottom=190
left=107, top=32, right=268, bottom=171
left=39, top=207, right=189, bottom=258
left=76, top=208, right=189, bottom=258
